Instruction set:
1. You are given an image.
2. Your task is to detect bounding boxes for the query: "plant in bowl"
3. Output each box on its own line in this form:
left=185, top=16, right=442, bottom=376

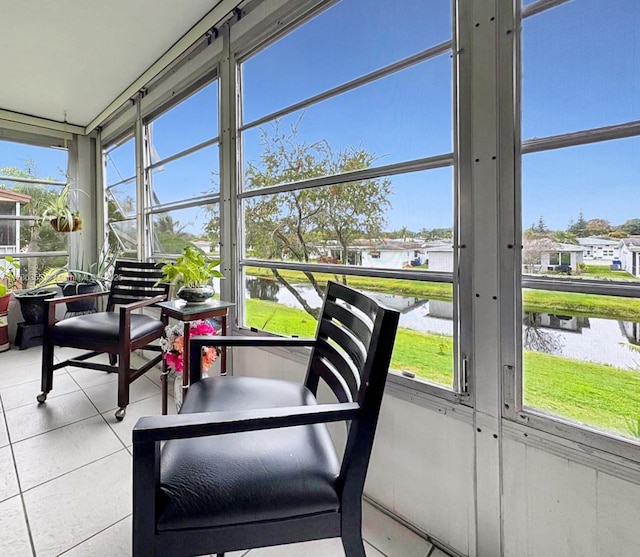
left=158, top=245, right=223, bottom=303
left=40, top=183, right=84, bottom=232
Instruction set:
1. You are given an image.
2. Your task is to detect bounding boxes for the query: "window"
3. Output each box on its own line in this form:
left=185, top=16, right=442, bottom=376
left=238, top=0, right=458, bottom=393
left=143, top=80, right=220, bottom=259
left=0, top=140, right=69, bottom=284
left=519, top=0, right=640, bottom=442
left=104, top=136, right=137, bottom=257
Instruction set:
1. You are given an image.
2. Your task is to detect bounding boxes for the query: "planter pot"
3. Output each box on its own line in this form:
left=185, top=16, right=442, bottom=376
left=0, top=293, right=10, bottom=352
left=0, top=293, right=10, bottom=313
left=177, top=285, right=215, bottom=304
left=61, top=281, right=100, bottom=313
left=14, top=289, right=57, bottom=325
left=50, top=216, right=82, bottom=232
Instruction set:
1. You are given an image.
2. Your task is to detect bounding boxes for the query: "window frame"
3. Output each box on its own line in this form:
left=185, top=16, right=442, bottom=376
left=501, top=0, right=640, bottom=462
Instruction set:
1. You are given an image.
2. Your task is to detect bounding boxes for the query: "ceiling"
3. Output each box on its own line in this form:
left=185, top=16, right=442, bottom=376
left=0, top=0, right=224, bottom=129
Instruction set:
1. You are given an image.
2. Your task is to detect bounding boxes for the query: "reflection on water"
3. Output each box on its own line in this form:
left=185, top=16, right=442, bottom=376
left=246, top=277, right=640, bottom=370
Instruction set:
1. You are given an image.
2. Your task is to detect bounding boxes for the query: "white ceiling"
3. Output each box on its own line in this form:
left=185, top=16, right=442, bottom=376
left=0, top=0, right=222, bottom=128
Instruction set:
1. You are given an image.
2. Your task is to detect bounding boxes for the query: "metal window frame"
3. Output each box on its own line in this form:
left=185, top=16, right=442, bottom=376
left=231, top=0, right=462, bottom=403
left=501, top=0, right=640, bottom=464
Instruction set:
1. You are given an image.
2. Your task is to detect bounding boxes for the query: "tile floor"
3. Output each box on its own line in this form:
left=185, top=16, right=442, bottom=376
left=0, top=345, right=447, bottom=557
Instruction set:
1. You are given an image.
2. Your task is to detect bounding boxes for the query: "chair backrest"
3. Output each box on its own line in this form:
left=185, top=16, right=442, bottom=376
left=106, top=260, right=169, bottom=310
left=304, top=281, right=399, bottom=496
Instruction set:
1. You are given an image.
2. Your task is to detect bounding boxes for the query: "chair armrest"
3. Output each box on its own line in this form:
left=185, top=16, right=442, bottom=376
left=118, top=294, right=167, bottom=314
left=133, top=402, right=359, bottom=444
left=190, top=335, right=317, bottom=348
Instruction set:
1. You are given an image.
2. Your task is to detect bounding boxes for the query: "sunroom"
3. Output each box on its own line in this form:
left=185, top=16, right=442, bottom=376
left=0, top=1, right=639, bottom=556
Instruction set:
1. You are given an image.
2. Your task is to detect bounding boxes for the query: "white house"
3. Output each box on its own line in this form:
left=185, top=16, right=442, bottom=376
left=341, top=240, right=424, bottom=269
left=423, top=242, right=454, bottom=272
left=617, top=237, right=640, bottom=277
left=577, top=236, right=619, bottom=262
left=0, top=188, right=30, bottom=256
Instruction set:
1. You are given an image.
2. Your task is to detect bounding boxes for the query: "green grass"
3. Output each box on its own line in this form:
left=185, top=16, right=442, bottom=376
left=245, top=295, right=640, bottom=438
left=247, top=266, right=640, bottom=320
left=581, top=265, right=638, bottom=281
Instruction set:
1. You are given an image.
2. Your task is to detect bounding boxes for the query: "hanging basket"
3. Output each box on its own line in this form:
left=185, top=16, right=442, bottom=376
left=50, top=216, right=83, bottom=232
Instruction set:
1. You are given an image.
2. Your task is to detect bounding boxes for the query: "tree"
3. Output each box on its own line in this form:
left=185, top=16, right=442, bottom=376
left=242, top=120, right=391, bottom=317
left=536, top=215, right=548, bottom=233
left=618, top=218, right=640, bottom=235
left=567, top=211, right=588, bottom=237
left=585, top=218, right=611, bottom=236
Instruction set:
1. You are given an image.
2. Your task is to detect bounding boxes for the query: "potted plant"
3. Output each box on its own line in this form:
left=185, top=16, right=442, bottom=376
left=158, top=245, right=224, bottom=303
left=13, top=271, right=58, bottom=325
left=40, top=183, right=84, bottom=232
left=59, top=244, right=119, bottom=312
left=0, top=255, right=20, bottom=313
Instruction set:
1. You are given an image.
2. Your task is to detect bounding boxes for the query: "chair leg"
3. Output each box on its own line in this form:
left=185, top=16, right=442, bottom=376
left=115, top=349, right=131, bottom=421
left=38, top=339, right=55, bottom=403
left=341, top=504, right=366, bottom=557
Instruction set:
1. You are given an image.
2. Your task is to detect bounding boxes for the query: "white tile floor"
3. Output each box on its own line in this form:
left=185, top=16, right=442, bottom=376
left=0, top=345, right=442, bottom=557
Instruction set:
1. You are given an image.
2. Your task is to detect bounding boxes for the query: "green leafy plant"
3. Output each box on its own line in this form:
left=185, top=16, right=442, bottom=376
left=40, top=183, right=84, bottom=232
left=0, top=255, right=20, bottom=297
left=158, top=245, right=223, bottom=288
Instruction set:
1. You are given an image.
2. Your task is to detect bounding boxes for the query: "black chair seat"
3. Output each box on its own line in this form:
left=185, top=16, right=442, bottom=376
left=157, top=376, right=341, bottom=531
left=51, top=312, right=165, bottom=347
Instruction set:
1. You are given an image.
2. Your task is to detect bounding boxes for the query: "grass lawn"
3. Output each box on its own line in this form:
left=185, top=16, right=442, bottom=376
left=245, top=297, right=640, bottom=439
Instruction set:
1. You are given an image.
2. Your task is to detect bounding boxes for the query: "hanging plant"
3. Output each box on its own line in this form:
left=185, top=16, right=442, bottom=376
left=40, top=183, right=84, bottom=232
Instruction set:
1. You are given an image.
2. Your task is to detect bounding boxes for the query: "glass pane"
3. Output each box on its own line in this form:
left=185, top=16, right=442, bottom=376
left=522, top=138, right=640, bottom=279
left=152, top=204, right=219, bottom=256
left=242, top=0, right=451, bottom=123
left=148, top=81, right=219, bottom=160
left=242, top=56, right=452, bottom=185
left=110, top=220, right=138, bottom=254
left=107, top=177, right=136, bottom=218
left=4, top=254, right=69, bottom=290
left=0, top=141, right=68, bottom=182
left=105, top=137, right=135, bottom=185
left=523, top=290, right=640, bottom=441
left=242, top=271, right=454, bottom=388
left=243, top=168, right=453, bottom=264
left=522, top=0, right=640, bottom=139
left=149, top=143, right=219, bottom=205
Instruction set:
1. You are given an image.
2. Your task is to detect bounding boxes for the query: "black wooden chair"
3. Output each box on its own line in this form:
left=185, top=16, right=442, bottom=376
left=38, top=260, right=169, bottom=421
left=132, top=280, right=400, bottom=557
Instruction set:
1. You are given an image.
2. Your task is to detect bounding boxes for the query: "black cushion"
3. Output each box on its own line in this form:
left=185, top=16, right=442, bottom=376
left=51, top=312, right=164, bottom=346
left=157, top=376, right=341, bottom=532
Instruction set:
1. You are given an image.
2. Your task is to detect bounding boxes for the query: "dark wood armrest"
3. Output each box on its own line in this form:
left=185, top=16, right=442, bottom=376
left=190, top=335, right=317, bottom=348
left=133, top=402, right=359, bottom=444
left=119, top=294, right=167, bottom=314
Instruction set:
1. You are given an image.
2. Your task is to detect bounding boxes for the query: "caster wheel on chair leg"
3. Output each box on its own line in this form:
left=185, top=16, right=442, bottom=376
left=115, top=407, right=126, bottom=421
left=36, top=393, right=47, bottom=404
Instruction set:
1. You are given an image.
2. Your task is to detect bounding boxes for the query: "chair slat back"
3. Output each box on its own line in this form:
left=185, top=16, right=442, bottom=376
left=305, top=281, right=397, bottom=404
left=107, top=260, right=169, bottom=310
left=304, top=281, right=399, bottom=497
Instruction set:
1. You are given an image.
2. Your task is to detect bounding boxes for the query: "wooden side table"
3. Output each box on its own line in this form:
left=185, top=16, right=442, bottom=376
left=157, top=299, right=235, bottom=415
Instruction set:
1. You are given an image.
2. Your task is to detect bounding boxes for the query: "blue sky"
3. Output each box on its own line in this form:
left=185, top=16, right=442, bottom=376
left=2, top=0, right=639, bottom=234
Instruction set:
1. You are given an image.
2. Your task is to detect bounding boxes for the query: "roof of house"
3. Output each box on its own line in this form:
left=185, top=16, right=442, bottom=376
left=0, top=188, right=31, bottom=204
left=577, top=237, right=619, bottom=247
left=619, top=237, right=640, bottom=250
left=556, top=243, right=585, bottom=252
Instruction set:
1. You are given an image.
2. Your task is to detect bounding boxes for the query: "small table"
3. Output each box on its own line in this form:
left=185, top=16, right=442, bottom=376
left=157, top=299, right=235, bottom=415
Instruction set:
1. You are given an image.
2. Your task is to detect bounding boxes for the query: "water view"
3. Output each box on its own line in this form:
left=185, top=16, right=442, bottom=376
left=246, top=278, right=640, bottom=371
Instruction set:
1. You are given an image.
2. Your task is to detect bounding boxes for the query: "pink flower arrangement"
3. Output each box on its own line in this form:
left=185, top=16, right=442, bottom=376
left=160, top=319, right=219, bottom=374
